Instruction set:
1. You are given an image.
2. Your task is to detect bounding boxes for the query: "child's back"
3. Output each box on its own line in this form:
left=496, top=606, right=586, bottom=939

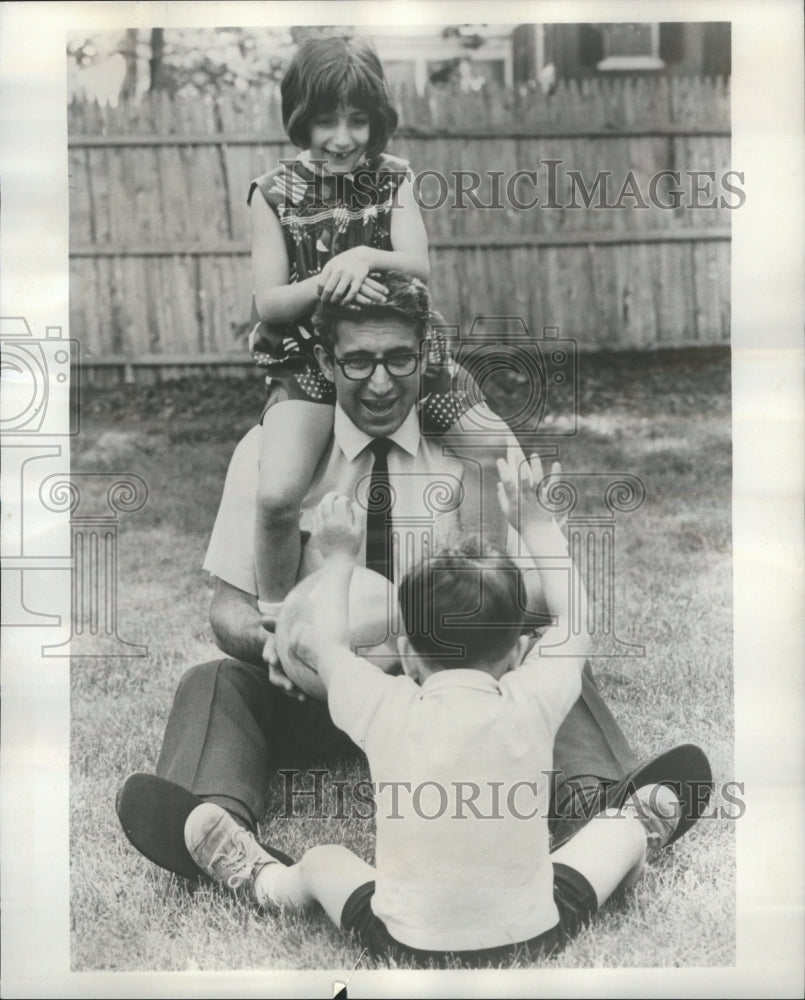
left=327, top=625, right=581, bottom=950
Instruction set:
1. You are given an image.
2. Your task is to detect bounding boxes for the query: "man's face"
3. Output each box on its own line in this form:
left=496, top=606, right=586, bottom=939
left=316, top=314, right=422, bottom=437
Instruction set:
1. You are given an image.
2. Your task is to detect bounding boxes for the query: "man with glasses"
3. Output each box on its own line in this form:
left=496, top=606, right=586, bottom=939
left=116, top=271, right=651, bottom=882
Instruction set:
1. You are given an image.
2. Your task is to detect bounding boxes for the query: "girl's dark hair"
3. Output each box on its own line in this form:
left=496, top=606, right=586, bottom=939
left=398, top=537, right=526, bottom=670
left=281, top=35, right=399, bottom=158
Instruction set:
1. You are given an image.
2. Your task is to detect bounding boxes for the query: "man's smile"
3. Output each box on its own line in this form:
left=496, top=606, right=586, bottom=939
left=360, top=396, right=398, bottom=416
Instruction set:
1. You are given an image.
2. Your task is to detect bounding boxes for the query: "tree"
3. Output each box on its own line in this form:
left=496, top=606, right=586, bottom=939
left=119, top=29, right=139, bottom=100
left=149, top=28, right=166, bottom=92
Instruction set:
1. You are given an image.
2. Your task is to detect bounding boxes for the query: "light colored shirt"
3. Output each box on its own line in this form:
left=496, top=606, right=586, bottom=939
left=203, top=405, right=465, bottom=593
left=327, top=645, right=584, bottom=952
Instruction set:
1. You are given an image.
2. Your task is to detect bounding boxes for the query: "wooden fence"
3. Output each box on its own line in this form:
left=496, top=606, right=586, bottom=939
left=68, top=76, right=731, bottom=380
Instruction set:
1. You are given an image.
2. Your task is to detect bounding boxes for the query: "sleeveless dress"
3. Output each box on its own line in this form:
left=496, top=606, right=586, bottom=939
left=246, top=152, right=478, bottom=434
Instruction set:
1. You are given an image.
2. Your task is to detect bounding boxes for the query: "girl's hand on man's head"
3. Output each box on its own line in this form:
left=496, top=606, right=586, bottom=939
left=317, top=246, right=382, bottom=305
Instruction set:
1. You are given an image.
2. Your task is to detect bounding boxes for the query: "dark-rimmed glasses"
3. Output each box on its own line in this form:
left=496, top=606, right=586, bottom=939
left=330, top=352, right=421, bottom=381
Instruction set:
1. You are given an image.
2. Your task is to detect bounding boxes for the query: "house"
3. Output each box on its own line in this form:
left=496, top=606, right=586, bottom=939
left=519, top=22, right=732, bottom=82
left=370, top=22, right=731, bottom=95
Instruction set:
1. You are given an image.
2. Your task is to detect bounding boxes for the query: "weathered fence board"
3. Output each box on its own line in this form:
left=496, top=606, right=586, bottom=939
left=68, top=77, right=732, bottom=376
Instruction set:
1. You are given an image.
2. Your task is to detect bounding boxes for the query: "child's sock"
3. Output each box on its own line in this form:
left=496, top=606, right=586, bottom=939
left=254, top=861, right=308, bottom=909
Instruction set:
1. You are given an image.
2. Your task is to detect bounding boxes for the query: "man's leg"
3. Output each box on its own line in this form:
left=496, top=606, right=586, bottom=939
left=550, top=661, right=638, bottom=844
left=118, top=657, right=355, bottom=875
left=155, top=658, right=274, bottom=830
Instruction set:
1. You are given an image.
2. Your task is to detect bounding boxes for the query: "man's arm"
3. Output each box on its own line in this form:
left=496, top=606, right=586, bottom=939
left=209, top=579, right=265, bottom=668
left=209, top=578, right=306, bottom=700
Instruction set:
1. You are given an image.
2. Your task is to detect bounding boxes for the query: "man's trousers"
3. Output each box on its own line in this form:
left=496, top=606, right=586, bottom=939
left=156, top=657, right=637, bottom=833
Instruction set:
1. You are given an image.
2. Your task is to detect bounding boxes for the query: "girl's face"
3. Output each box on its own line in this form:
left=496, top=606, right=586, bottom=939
left=308, top=104, right=371, bottom=175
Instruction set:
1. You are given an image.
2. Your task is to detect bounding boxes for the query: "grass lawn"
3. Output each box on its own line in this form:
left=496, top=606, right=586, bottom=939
left=70, top=347, right=734, bottom=971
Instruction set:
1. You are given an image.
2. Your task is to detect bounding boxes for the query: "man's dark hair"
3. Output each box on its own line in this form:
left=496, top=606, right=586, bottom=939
left=281, top=35, right=399, bottom=159
left=398, top=537, right=526, bottom=671
left=312, top=270, right=431, bottom=352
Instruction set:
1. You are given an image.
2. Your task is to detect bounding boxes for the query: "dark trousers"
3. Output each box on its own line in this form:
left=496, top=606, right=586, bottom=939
left=156, top=658, right=636, bottom=833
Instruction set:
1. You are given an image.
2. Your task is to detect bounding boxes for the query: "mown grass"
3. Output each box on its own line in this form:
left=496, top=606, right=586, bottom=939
left=71, top=348, right=735, bottom=971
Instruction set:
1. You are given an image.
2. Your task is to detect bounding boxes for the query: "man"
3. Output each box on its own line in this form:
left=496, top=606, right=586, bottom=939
left=117, top=272, right=707, bottom=880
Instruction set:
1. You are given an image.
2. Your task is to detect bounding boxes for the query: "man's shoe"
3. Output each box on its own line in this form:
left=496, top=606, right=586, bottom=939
left=116, top=773, right=295, bottom=880
left=116, top=773, right=208, bottom=879
left=552, top=743, right=713, bottom=851
left=184, top=802, right=285, bottom=900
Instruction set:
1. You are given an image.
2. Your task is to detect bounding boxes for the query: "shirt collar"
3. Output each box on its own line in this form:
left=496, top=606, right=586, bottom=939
left=334, top=404, right=421, bottom=461
left=420, top=668, right=503, bottom=695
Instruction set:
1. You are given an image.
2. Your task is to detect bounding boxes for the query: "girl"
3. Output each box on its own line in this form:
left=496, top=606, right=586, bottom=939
left=248, top=34, right=507, bottom=611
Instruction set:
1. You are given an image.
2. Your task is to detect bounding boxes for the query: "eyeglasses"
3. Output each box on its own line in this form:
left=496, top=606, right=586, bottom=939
left=330, top=352, right=421, bottom=381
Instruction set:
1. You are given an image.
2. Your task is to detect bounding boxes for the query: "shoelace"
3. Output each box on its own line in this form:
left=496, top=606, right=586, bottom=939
left=208, top=834, right=257, bottom=890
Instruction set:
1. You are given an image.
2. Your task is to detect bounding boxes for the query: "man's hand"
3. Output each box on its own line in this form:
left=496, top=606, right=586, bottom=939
left=261, top=613, right=307, bottom=701
left=496, top=451, right=561, bottom=534
left=311, top=492, right=364, bottom=561
left=317, top=247, right=387, bottom=305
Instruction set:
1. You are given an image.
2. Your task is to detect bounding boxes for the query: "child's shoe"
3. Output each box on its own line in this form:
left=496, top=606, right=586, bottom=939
left=620, top=783, right=681, bottom=863
left=184, top=802, right=283, bottom=901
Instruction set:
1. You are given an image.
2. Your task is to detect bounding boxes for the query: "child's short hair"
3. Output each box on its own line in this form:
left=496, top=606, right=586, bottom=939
left=312, top=270, right=430, bottom=353
left=398, top=537, right=526, bottom=670
left=281, top=35, right=399, bottom=158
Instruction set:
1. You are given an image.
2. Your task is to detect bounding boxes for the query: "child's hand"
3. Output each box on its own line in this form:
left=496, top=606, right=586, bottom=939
left=261, top=614, right=307, bottom=701
left=496, top=450, right=561, bottom=533
left=317, top=248, right=386, bottom=305
left=311, top=492, right=364, bottom=560
left=353, top=274, right=389, bottom=306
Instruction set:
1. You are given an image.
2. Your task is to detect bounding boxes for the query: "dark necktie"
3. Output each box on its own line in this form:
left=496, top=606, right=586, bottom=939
left=365, top=437, right=394, bottom=581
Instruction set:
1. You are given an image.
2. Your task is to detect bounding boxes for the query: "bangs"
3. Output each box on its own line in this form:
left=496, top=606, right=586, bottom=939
left=282, top=35, right=399, bottom=154
left=307, top=59, right=380, bottom=114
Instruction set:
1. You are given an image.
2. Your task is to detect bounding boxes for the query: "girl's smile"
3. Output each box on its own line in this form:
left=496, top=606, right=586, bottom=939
left=309, top=104, right=371, bottom=175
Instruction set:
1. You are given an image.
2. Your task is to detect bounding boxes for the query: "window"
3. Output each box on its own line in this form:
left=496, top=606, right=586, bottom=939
left=587, top=23, right=665, bottom=72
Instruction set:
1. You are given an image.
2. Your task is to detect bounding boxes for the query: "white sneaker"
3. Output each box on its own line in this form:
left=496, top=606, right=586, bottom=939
left=184, top=802, right=279, bottom=898
left=620, top=783, right=681, bottom=863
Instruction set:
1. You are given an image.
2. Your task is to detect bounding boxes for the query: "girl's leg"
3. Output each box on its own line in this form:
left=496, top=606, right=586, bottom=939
left=255, top=401, right=334, bottom=603
left=258, top=844, right=375, bottom=927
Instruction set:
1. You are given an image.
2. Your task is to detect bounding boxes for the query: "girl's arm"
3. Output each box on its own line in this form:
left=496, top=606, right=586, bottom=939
left=317, top=176, right=430, bottom=303
left=251, top=193, right=391, bottom=319
left=384, top=173, right=431, bottom=281
left=250, top=194, right=322, bottom=324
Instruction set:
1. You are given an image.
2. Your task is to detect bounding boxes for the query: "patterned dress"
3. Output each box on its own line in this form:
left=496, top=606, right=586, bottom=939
left=247, top=152, right=477, bottom=434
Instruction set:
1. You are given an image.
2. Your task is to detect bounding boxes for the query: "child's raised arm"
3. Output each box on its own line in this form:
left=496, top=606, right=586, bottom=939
left=283, top=493, right=364, bottom=689
left=497, top=453, right=590, bottom=663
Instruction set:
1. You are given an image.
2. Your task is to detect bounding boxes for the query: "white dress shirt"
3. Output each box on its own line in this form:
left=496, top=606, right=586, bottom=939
left=203, top=405, right=465, bottom=594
